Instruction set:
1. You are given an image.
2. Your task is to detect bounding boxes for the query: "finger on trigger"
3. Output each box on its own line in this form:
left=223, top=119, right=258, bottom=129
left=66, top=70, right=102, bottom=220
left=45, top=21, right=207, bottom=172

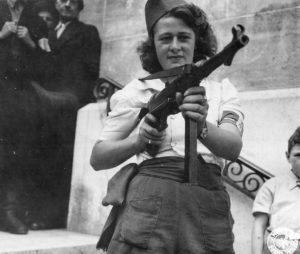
left=144, top=113, right=157, bottom=125
left=184, top=86, right=206, bottom=96
left=175, top=92, right=183, bottom=105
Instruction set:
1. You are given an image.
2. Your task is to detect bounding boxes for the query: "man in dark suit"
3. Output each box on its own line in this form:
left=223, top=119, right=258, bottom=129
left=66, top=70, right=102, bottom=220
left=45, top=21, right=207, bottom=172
left=0, top=0, right=48, bottom=234
left=47, top=0, right=101, bottom=106
left=33, top=0, right=101, bottom=229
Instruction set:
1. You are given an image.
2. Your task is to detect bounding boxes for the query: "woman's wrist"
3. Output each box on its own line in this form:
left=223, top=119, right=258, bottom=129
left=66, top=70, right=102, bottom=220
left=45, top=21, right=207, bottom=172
left=130, top=134, right=145, bottom=154
left=198, top=121, right=208, bottom=140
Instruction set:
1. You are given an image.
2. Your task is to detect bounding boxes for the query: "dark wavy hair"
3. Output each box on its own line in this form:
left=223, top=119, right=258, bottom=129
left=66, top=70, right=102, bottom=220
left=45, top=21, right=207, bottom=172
left=75, top=0, right=84, bottom=11
left=288, top=127, right=300, bottom=154
left=34, top=0, right=59, bottom=21
left=137, top=3, right=217, bottom=74
left=54, top=0, right=84, bottom=11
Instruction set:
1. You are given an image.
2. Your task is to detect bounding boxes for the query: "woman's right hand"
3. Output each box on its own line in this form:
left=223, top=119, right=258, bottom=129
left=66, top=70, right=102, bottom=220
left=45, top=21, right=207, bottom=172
left=137, top=113, right=166, bottom=152
left=0, top=22, right=17, bottom=39
left=91, top=113, right=166, bottom=170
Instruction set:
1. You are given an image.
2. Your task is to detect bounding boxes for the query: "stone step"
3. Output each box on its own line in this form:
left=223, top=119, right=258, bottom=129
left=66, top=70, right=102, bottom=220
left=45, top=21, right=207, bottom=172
left=0, top=229, right=103, bottom=254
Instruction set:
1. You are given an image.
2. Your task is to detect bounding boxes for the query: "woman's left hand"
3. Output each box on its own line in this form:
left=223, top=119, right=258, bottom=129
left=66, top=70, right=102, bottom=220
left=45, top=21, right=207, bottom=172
left=177, top=86, right=208, bottom=129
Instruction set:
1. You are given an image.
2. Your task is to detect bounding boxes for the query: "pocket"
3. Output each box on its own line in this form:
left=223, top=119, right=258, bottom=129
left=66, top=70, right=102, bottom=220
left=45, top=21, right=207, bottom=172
left=212, top=189, right=231, bottom=215
left=119, top=196, right=162, bottom=249
left=201, top=190, right=234, bottom=252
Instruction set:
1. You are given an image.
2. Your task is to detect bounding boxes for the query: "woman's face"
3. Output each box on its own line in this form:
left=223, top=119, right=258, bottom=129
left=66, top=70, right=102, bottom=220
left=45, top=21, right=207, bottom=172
left=153, top=16, right=196, bottom=70
left=38, top=11, right=55, bottom=29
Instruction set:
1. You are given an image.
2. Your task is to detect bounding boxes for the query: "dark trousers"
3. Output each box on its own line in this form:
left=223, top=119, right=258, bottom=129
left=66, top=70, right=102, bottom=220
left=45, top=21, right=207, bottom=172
left=0, top=76, right=78, bottom=227
left=0, top=76, right=42, bottom=217
left=106, top=157, right=235, bottom=254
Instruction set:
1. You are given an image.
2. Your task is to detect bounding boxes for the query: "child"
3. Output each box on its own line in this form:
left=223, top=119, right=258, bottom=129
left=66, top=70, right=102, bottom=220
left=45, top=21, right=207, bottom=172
left=252, top=127, right=300, bottom=254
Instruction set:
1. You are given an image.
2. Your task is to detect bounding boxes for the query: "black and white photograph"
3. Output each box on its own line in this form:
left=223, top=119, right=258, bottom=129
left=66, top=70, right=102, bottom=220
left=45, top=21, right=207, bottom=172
left=0, top=0, right=300, bottom=253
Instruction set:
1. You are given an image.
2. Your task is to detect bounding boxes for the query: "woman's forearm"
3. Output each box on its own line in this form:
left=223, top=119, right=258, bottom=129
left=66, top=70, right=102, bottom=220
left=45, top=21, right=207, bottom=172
left=90, top=135, right=142, bottom=171
left=200, top=122, right=242, bottom=161
left=91, top=113, right=167, bottom=171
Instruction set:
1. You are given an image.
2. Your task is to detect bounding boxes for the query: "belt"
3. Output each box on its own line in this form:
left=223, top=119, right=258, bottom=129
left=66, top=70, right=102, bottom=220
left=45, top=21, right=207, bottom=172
left=138, top=156, right=224, bottom=189
left=138, top=156, right=185, bottom=182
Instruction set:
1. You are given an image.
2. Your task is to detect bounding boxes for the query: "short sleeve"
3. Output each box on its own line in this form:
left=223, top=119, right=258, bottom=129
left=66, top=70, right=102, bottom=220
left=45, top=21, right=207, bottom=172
left=99, top=89, right=143, bottom=141
left=252, top=178, right=275, bottom=216
left=218, top=78, right=244, bottom=134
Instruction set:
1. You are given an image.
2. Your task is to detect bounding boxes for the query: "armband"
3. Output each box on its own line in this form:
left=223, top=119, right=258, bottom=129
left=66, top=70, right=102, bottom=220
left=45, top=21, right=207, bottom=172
left=198, top=121, right=208, bottom=140
left=219, top=111, right=244, bottom=135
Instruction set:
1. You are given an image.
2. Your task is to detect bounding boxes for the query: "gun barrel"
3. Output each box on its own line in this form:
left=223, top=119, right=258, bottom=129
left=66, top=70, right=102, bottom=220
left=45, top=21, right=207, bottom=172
left=239, top=34, right=249, bottom=46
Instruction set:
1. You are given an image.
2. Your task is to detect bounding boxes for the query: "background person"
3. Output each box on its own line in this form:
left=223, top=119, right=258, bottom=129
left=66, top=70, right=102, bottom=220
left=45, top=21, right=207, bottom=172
left=29, top=0, right=102, bottom=229
left=0, top=0, right=48, bottom=234
left=34, top=0, right=58, bottom=30
left=91, top=0, right=244, bottom=253
left=252, top=127, right=300, bottom=254
left=32, top=0, right=58, bottom=82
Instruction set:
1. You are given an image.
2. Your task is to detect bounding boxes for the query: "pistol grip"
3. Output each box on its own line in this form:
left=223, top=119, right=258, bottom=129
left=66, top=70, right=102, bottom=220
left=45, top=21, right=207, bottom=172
left=154, top=106, right=170, bottom=131
left=156, top=119, right=168, bottom=132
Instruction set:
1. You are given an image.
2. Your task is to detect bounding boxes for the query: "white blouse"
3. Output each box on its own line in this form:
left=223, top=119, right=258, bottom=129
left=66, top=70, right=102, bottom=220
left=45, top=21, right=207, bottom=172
left=99, top=77, right=244, bottom=169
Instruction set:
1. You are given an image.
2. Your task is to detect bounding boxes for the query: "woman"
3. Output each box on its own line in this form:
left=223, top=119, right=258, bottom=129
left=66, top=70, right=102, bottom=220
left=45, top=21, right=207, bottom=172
left=91, top=0, right=244, bottom=253
left=34, top=0, right=58, bottom=30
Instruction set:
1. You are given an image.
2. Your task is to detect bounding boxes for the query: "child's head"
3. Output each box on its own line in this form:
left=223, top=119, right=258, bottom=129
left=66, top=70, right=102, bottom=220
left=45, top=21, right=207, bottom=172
left=286, top=127, right=300, bottom=177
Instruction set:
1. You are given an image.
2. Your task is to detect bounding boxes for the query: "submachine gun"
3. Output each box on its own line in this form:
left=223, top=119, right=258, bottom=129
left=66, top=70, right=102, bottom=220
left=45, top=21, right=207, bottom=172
left=139, top=24, right=249, bottom=184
